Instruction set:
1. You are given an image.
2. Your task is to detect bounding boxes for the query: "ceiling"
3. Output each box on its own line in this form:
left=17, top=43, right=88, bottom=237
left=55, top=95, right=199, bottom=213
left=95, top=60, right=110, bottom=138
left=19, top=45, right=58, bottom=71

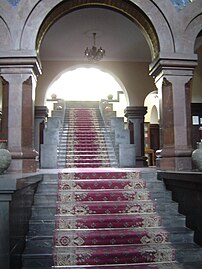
left=39, top=6, right=202, bottom=63
left=39, top=7, right=151, bottom=62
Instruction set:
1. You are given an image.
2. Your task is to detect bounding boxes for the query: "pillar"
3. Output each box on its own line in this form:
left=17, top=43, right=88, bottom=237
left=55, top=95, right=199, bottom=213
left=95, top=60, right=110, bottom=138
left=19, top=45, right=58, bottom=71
left=124, top=106, right=147, bottom=167
left=149, top=55, right=197, bottom=171
left=0, top=57, right=42, bottom=173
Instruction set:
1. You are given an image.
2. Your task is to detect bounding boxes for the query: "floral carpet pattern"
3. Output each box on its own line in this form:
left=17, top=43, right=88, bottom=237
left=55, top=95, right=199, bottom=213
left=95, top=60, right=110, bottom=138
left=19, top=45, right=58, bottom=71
left=65, top=108, right=111, bottom=168
left=53, top=170, right=181, bottom=268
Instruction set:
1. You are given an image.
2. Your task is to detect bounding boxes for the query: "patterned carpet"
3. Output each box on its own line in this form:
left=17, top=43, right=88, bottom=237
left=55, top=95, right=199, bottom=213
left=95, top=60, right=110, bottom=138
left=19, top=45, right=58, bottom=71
left=65, top=109, right=112, bottom=168
left=52, top=170, right=181, bottom=268
left=53, top=108, right=181, bottom=268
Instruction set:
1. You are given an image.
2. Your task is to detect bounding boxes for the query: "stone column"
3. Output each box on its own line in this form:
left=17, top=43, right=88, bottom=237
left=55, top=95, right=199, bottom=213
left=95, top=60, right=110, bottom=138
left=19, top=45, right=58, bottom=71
left=0, top=57, right=42, bottom=173
left=124, top=106, right=147, bottom=167
left=149, top=55, right=197, bottom=171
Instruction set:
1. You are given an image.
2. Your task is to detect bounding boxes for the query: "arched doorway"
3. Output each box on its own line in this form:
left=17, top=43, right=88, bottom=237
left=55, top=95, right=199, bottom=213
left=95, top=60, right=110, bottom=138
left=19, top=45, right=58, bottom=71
left=35, top=2, right=160, bottom=167
left=44, top=66, right=128, bottom=118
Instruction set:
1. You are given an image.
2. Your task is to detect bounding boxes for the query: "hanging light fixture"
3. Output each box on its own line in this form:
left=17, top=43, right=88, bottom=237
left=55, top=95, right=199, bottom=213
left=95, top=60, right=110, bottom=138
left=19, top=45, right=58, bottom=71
left=85, top=32, right=105, bottom=62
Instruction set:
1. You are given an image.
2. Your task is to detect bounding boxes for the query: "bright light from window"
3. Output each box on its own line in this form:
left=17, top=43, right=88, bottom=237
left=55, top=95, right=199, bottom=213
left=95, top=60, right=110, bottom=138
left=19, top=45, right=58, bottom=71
left=46, top=67, right=124, bottom=101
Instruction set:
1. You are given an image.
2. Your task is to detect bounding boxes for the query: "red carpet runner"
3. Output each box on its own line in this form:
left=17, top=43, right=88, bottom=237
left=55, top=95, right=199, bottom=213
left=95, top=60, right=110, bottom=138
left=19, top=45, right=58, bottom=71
left=52, top=170, right=181, bottom=268
left=65, top=108, right=111, bottom=168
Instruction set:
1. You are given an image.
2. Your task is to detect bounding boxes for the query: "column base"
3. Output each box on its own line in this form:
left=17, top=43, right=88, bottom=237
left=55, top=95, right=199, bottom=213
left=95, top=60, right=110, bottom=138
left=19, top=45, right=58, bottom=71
left=8, top=159, right=38, bottom=173
left=156, top=156, right=192, bottom=171
left=8, top=148, right=38, bottom=173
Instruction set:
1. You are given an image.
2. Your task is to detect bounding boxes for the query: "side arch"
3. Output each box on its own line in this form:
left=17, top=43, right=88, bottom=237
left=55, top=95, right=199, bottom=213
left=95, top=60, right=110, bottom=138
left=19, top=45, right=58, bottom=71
left=184, top=12, right=202, bottom=52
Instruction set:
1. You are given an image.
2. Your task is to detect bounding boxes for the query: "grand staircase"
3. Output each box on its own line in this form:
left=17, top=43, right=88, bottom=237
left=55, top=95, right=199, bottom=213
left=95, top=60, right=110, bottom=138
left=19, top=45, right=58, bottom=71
left=22, top=174, right=58, bottom=268
left=57, top=107, right=118, bottom=168
left=21, top=104, right=202, bottom=269
left=51, top=169, right=202, bottom=269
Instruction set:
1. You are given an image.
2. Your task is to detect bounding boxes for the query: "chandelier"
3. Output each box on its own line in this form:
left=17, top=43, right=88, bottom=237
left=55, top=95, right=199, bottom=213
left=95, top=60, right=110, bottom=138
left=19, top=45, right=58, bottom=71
left=85, top=32, right=105, bottom=62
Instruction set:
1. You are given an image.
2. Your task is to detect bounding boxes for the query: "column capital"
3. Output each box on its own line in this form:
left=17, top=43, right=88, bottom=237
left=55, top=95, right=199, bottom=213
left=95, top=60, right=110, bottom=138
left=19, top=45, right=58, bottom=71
left=149, top=53, right=198, bottom=82
left=124, top=106, right=147, bottom=119
left=0, top=56, right=42, bottom=78
left=35, top=106, right=49, bottom=119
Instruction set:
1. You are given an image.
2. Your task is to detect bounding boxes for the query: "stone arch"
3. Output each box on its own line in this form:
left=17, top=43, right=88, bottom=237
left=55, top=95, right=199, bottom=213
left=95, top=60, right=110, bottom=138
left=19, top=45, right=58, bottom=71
left=20, top=0, right=175, bottom=61
left=183, top=6, right=202, bottom=53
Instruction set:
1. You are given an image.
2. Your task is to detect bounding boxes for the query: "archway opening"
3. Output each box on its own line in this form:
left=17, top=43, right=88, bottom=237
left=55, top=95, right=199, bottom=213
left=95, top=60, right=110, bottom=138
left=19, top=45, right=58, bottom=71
left=45, top=67, right=128, bottom=117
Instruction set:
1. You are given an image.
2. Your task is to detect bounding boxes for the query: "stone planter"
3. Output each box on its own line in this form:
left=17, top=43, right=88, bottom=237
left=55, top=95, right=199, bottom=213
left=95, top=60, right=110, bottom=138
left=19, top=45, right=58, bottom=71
left=192, top=142, right=202, bottom=171
left=0, top=141, right=12, bottom=174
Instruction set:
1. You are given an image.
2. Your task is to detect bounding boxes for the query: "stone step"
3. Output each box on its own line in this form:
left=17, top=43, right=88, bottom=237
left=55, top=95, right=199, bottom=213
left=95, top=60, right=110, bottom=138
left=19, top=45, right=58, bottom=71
left=31, top=206, right=56, bottom=220
left=52, top=242, right=202, bottom=265
left=51, top=262, right=183, bottom=269
left=57, top=179, right=167, bottom=192
left=55, top=188, right=172, bottom=202
left=65, top=128, right=106, bottom=131
left=55, top=212, right=186, bottom=229
left=28, top=220, right=55, bottom=236
left=161, top=214, right=186, bottom=227
left=64, top=161, right=116, bottom=164
left=34, top=193, right=57, bottom=205
left=42, top=174, right=58, bottom=182
left=57, top=162, right=118, bottom=167
left=58, top=149, right=115, bottom=153
left=37, top=183, right=58, bottom=192
left=59, top=153, right=113, bottom=157
left=24, top=228, right=194, bottom=259
left=181, top=262, right=202, bottom=269
left=54, top=227, right=193, bottom=245
left=22, top=253, right=53, bottom=269
left=174, top=243, right=202, bottom=262
left=55, top=200, right=179, bottom=215
left=23, top=236, right=53, bottom=254
left=52, top=243, right=176, bottom=264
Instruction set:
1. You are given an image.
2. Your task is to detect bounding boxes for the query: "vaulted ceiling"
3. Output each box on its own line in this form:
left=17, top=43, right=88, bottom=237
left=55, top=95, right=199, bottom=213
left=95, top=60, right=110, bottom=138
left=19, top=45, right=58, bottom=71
left=39, top=7, right=151, bottom=62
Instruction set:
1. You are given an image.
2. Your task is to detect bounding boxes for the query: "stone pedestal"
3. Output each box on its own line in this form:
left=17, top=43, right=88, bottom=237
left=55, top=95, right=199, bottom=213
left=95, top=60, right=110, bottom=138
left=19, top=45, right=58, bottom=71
left=119, top=144, right=136, bottom=168
left=111, top=117, right=129, bottom=145
left=111, top=117, right=125, bottom=132
left=124, top=106, right=147, bottom=167
left=115, top=129, right=130, bottom=145
left=40, top=144, right=58, bottom=168
left=40, top=117, right=61, bottom=168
